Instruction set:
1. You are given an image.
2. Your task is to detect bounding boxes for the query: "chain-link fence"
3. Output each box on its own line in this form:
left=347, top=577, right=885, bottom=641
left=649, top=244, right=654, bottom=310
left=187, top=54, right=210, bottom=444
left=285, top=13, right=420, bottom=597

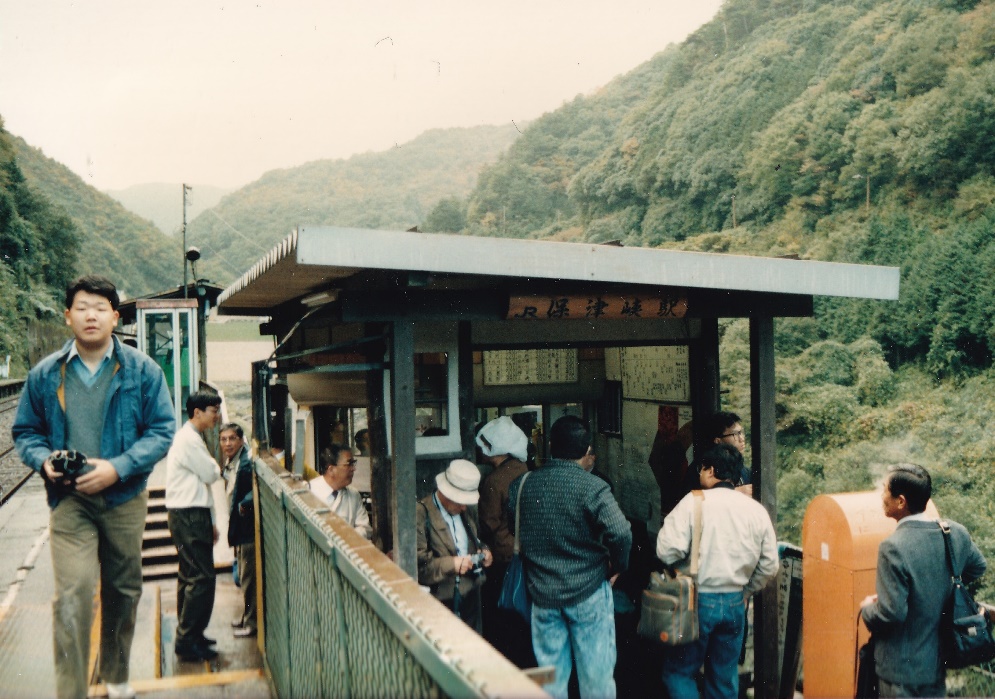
left=254, top=455, right=547, bottom=699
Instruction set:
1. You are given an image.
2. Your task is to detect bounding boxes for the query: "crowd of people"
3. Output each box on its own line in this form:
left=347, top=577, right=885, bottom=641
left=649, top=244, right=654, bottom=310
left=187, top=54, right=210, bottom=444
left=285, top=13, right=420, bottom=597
left=11, top=273, right=989, bottom=699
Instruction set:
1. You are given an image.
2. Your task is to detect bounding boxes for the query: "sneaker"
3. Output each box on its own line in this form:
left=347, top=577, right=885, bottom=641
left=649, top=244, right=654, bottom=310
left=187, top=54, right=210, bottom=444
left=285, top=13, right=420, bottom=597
left=233, top=626, right=257, bottom=638
left=106, top=683, right=136, bottom=699
left=231, top=619, right=245, bottom=629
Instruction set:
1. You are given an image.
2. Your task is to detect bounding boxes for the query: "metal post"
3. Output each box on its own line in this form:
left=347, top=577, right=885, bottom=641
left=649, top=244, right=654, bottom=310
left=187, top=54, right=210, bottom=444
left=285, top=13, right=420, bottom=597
left=390, top=320, right=417, bottom=578
left=750, top=315, right=779, bottom=698
left=182, top=183, right=191, bottom=297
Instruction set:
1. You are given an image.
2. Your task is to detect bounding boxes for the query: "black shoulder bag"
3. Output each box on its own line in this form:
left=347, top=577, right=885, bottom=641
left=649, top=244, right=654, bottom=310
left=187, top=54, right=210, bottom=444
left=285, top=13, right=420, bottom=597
left=939, top=520, right=995, bottom=669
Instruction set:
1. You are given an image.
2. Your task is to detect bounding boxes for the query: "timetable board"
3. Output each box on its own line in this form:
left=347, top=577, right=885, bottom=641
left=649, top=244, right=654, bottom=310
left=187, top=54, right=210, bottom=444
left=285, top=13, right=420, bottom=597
left=621, top=346, right=690, bottom=402
left=483, top=349, right=579, bottom=385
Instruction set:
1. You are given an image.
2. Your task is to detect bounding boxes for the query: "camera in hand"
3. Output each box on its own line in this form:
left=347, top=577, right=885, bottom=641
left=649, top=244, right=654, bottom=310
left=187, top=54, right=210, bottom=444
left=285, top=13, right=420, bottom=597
left=48, top=450, right=94, bottom=493
left=468, top=552, right=486, bottom=576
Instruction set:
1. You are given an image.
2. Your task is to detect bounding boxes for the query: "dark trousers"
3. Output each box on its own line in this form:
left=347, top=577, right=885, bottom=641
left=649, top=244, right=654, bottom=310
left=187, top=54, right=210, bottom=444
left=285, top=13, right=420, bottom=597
left=481, top=559, right=537, bottom=669
left=236, top=542, right=257, bottom=631
left=168, top=507, right=216, bottom=646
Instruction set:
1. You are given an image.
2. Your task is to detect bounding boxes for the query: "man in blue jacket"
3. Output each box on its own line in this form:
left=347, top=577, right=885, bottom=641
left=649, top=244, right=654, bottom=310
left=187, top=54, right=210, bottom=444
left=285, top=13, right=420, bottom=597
left=12, top=275, right=175, bottom=699
left=861, top=463, right=987, bottom=698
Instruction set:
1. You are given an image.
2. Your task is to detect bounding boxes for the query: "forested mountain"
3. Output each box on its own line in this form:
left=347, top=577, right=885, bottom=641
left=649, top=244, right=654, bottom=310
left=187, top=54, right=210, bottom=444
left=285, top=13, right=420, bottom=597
left=10, top=134, right=180, bottom=298
left=451, top=0, right=995, bottom=380
left=0, top=120, right=79, bottom=368
left=188, top=124, right=520, bottom=282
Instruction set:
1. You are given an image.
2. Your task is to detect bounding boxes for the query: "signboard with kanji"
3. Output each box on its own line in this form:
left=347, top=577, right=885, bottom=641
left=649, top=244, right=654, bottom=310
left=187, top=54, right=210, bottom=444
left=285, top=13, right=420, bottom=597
left=507, top=291, right=687, bottom=321
left=483, top=349, right=579, bottom=385
left=621, top=345, right=690, bottom=402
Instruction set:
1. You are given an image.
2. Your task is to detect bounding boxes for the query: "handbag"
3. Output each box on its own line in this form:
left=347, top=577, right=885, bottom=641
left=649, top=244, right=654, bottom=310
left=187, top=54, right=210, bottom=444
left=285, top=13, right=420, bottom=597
left=938, top=520, right=995, bottom=669
left=637, top=490, right=704, bottom=646
left=498, top=472, right=532, bottom=624
left=855, top=636, right=878, bottom=699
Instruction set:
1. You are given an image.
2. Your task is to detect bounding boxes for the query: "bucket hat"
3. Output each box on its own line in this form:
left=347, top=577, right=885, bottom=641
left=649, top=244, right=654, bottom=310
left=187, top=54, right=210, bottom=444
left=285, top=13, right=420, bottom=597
left=435, top=459, right=481, bottom=505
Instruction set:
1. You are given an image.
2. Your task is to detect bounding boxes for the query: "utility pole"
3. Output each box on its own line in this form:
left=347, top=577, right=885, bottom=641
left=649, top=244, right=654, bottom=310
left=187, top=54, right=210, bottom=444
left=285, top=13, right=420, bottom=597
left=731, top=194, right=737, bottom=229
left=865, top=174, right=870, bottom=212
left=182, top=184, right=191, bottom=298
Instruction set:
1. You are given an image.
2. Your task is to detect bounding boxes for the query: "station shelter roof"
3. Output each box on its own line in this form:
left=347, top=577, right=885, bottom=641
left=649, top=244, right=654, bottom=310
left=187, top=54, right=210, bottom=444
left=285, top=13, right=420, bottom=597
left=216, top=226, right=899, bottom=318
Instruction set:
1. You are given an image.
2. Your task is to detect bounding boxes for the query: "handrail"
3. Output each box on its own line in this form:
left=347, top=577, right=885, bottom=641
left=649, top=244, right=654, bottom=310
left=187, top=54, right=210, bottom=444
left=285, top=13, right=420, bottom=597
left=254, top=454, right=548, bottom=699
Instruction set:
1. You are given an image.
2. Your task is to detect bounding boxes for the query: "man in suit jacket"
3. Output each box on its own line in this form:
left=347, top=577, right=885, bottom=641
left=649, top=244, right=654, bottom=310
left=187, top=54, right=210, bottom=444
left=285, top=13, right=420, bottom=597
left=416, top=459, right=493, bottom=633
left=861, top=463, right=987, bottom=697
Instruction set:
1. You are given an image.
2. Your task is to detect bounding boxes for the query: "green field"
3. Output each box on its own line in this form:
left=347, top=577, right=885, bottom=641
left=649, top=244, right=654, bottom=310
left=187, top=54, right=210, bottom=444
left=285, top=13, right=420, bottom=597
left=206, top=320, right=266, bottom=342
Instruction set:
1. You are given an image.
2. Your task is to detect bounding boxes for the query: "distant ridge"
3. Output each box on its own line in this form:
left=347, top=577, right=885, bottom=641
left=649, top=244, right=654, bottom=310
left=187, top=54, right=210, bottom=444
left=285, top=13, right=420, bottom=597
left=106, top=183, right=233, bottom=236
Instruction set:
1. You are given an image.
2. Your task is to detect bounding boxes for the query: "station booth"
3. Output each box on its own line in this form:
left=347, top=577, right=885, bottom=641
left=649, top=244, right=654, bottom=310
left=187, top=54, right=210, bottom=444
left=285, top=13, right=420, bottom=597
left=216, top=226, right=899, bottom=697
left=117, top=282, right=224, bottom=427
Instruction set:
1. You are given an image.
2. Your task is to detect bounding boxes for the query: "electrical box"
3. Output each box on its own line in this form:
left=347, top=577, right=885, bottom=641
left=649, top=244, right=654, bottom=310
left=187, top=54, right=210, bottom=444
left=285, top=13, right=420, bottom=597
left=802, top=491, right=938, bottom=698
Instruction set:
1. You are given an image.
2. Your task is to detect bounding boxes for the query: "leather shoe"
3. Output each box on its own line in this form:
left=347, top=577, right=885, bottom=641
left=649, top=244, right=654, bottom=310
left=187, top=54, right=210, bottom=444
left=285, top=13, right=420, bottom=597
left=200, top=635, right=218, bottom=646
left=233, top=626, right=257, bottom=638
left=175, top=641, right=218, bottom=662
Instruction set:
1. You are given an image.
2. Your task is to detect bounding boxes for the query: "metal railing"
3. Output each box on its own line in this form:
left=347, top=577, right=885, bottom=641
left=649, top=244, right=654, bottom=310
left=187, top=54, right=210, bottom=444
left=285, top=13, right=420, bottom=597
left=254, top=454, right=548, bottom=699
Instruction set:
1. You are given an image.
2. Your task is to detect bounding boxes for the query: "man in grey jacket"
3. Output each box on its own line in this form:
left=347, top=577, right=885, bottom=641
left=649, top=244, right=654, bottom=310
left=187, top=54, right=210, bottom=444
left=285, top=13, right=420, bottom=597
left=861, top=463, right=987, bottom=698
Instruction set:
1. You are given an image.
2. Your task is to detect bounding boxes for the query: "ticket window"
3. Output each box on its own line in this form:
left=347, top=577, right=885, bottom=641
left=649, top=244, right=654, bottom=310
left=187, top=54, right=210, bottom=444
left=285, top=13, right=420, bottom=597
left=473, top=403, right=585, bottom=467
left=313, top=406, right=371, bottom=495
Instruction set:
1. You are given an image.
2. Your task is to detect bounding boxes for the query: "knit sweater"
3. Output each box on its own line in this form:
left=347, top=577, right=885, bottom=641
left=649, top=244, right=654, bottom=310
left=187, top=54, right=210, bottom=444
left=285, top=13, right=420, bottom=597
left=509, top=459, right=631, bottom=608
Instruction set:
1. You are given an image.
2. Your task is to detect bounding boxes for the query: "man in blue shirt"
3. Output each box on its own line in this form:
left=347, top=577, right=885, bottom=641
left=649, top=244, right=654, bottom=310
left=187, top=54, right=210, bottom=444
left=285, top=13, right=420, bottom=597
left=13, top=275, right=175, bottom=699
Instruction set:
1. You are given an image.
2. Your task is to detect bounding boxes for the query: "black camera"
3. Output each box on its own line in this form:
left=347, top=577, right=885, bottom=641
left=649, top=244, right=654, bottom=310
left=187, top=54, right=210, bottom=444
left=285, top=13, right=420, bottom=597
left=48, top=450, right=94, bottom=492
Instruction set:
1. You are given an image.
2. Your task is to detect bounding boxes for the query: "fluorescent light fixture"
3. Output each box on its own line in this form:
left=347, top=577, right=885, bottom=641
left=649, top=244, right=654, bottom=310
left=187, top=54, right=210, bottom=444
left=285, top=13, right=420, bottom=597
left=301, top=290, right=339, bottom=307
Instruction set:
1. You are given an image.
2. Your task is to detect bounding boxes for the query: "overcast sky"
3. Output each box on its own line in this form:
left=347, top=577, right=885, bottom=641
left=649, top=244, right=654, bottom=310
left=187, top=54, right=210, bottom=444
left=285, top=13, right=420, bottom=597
left=0, top=1, right=723, bottom=192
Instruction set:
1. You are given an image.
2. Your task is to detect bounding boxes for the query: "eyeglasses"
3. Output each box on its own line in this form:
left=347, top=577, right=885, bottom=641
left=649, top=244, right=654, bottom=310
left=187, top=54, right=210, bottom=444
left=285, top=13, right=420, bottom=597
left=722, top=430, right=745, bottom=439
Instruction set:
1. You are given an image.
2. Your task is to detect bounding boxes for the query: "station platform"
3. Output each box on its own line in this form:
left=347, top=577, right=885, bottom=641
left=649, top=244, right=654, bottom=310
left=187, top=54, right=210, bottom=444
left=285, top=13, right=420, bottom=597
left=0, top=476, right=269, bottom=698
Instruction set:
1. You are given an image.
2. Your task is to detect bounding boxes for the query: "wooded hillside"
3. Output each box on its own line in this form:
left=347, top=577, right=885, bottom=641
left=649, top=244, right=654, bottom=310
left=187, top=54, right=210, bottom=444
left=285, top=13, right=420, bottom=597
left=187, top=124, right=521, bottom=281
left=10, top=134, right=180, bottom=298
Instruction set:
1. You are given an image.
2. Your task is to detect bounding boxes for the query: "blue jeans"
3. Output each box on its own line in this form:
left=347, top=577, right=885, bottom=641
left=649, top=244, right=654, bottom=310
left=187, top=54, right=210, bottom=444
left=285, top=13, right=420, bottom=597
left=879, top=678, right=946, bottom=697
left=532, top=581, right=617, bottom=699
left=662, top=591, right=746, bottom=699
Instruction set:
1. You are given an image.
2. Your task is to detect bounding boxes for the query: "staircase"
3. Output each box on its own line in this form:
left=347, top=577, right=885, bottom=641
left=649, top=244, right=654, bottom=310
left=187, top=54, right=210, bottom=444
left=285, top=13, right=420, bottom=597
left=142, top=486, right=178, bottom=581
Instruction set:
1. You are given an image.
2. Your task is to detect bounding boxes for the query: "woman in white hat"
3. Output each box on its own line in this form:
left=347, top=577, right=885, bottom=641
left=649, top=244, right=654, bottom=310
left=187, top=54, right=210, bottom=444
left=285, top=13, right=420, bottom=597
left=416, top=459, right=493, bottom=632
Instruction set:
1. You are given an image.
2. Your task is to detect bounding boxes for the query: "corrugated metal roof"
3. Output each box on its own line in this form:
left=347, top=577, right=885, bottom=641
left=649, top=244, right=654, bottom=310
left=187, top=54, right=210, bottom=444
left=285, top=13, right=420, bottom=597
left=217, top=226, right=900, bottom=315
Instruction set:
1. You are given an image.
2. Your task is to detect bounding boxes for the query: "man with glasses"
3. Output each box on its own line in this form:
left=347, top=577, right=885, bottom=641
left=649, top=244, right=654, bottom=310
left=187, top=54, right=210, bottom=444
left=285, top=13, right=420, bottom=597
left=704, top=411, right=752, bottom=497
left=309, top=443, right=372, bottom=539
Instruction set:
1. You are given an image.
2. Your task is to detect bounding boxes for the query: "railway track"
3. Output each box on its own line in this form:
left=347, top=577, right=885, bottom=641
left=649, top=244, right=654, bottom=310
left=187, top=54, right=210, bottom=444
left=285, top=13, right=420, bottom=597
left=0, top=387, right=35, bottom=506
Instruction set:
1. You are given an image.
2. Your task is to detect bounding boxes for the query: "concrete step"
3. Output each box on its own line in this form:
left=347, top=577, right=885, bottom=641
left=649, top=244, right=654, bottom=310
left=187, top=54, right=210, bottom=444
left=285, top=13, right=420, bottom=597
left=143, top=545, right=179, bottom=567
left=143, top=527, right=173, bottom=547
left=143, top=562, right=179, bottom=582
left=146, top=511, right=169, bottom=530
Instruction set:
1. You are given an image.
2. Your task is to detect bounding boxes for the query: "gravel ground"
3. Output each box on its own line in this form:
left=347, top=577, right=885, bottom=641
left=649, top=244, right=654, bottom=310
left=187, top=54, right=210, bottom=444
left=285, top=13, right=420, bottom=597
left=0, top=396, right=33, bottom=500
